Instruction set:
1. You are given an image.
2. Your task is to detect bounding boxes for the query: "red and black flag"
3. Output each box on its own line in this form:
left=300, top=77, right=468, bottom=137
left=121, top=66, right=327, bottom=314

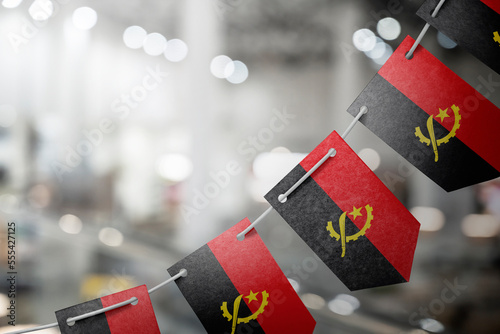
left=56, top=285, right=160, bottom=333
left=167, top=218, right=316, bottom=334
left=347, top=35, right=500, bottom=192
left=265, top=131, right=420, bottom=291
left=417, top=0, right=500, bottom=74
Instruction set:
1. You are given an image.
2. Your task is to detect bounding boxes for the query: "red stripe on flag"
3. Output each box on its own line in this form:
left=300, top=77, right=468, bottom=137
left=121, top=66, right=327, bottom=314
left=481, top=0, right=500, bottom=14
left=101, top=285, right=160, bottom=334
left=379, top=36, right=500, bottom=172
left=208, top=218, right=316, bottom=334
left=300, top=131, right=420, bottom=281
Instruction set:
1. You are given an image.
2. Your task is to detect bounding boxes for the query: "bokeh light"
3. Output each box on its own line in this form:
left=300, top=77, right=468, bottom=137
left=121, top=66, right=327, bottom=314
left=99, top=227, right=124, bottom=247
left=411, top=206, right=445, bottom=232
left=210, top=55, right=234, bottom=78
left=143, top=33, right=167, bottom=56
left=29, top=0, right=54, bottom=21
left=461, top=214, right=500, bottom=238
left=437, top=31, right=457, bottom=49
left=72, top=7, right=98, bottom=30
left=352, top=29, right=376, bottom=52
left=156, top=153, right=193, bottom=182
left=377, top=17, right=401, bottom=41
left=357, top=148, right=381, bottom=171
left=2, top=0, right=23, bottom=8
left=225, top=60, right=248, bottom=84
left=164, top=39, right=189, bottom=62
left=59, top=214, right=83, bottom=235
left=328, top=294, right=360, bottom=316
left=123, top=26, right=147, bottom=49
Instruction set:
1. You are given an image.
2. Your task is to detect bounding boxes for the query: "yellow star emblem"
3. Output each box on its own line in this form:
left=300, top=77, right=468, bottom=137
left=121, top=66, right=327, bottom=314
left=349, top=206, right=363, bottom=220
left=436, top=108, right=450, bottom=123
left=245, top=291, right=259, bottom=303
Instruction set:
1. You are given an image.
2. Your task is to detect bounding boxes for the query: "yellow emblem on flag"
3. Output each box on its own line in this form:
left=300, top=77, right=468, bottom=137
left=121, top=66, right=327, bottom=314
left=414, top=104, right=461, bottom=162
left=221, top=290, right=269, bottom=334
left=326, top=205, right=373, bottom=258
left=494, top=31, right=500, bottom=46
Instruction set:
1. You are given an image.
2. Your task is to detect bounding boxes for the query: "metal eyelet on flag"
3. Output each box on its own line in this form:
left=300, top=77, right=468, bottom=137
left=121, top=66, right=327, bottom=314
left=406, top=0, right=447, bottom=60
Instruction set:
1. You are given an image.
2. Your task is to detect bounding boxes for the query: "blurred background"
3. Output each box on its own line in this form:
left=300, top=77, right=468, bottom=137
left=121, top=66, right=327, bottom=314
left=0, top=0, right=499, bottom=333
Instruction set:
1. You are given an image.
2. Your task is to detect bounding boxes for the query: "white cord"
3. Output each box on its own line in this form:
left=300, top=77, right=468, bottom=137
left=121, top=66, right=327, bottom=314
left=5, top=269, right=187, bottom=334
left=406, top=0, right=447, bottom=59
left=236, top=106, right=368, bottom=240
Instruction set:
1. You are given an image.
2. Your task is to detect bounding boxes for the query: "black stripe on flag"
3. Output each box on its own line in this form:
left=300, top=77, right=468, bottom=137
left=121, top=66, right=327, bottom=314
left=347, top=74, right=500, bottom=191
left=265, top=164, right=406, bottom=291
left=56, top=299, right=111, bottom=334
left=168, top=245, right=265, bottom=334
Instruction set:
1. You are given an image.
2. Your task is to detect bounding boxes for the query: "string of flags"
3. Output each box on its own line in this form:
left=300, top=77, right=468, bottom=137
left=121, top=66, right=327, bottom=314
left=8, top=0, right=500, bottom=333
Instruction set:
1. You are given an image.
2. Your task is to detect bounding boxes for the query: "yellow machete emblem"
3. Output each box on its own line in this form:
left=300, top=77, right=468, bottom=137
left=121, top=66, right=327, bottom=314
left=414, top=104, right=461, bottom=162
left=326, top=205, right=373, bottom=257
left=221, top=290, right=269, bottom=334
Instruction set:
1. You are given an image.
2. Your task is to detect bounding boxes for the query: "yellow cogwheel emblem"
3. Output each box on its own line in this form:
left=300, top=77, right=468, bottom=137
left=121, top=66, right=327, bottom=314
left=414, top=104, right=461, bottom=162
left=494, top=31, right=500, bottom=46
left=326, top=205, right=373, bottom=257
left=221, top=290, right=269, bottom=334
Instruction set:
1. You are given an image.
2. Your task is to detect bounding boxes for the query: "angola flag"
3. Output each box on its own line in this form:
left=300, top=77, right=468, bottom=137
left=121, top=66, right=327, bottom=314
left=347, top=35, right=500, bottom=192
left=417, top=0, right=500, bottom=74
left=167, top=218, right=316, bottom=334
left=265, top=131, right=420, bottom=291
left=55, top=285, right=160, bottom=334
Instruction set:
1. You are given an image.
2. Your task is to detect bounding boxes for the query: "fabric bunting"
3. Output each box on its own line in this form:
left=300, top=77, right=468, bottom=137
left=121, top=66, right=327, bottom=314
left=55, top=285, right=160, bottom=334
left=347, top=35, right=500, bottom=192
left=417, top=0, right=500, bottom=74
left=168, top=218, right=316, bottom=334
left=265, top=130, right=421, bottom=290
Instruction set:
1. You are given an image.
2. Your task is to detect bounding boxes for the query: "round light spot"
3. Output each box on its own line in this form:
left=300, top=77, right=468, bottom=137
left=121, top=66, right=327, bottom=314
left=411, top=207, right=445, bottom=232
left=377, top=17, right=401, bottom=41
left=301, top=293, right=325, bottom=310
left=99, top=227, right=124, bottom=247
left=0, top=105, right=17, bottom=128
left=29, top=0, right=54, bottom=21
left=123, top=26, right=147, bottom=49
left=461, top=214, right=500, bottom=238
left=419, top=318, right=445, bottom=333
left=226, top=60, right=248, bottom=84
left=143, top=33, right=167, bottom=56
left=371, top=43, right=393, bottom=65
left=364, top=37, right=386, bottom=59
left=210, top=55, right=233, bottom=78
left=164, top=39, right=189, bottom=62
left=328, top=294, right=360, bottom=316
left=352, top=29, right=376, bottom=52
left=72, top=7, right=97, bottom=30
left=2, top=0, right=23, bottom=8
left=288, top=278, right=300, bottom=292
left=156, top=153, right=193, bottom=182
left=437, top=31, right=457, bottom=49
left=357, top=148, right=381, bottom=171
left=59, top=214, right=83, bottom=234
